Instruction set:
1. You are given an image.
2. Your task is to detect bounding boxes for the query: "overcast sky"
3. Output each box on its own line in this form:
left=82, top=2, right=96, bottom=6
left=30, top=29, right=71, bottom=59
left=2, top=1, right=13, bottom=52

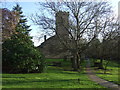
left=1, top=0, right=120, bottom=46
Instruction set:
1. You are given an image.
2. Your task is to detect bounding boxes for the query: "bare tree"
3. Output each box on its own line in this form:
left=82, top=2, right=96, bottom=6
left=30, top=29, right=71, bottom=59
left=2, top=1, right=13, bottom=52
left=31, top=1, right=114, bottom=71
left=86, top=15, right=119, bottom=69
left=100, top=16, right=119, bottom=62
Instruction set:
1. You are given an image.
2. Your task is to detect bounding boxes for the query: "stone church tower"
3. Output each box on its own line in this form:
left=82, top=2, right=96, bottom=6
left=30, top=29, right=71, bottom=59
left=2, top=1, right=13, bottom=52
left=56, top=11, right=69, bottom=39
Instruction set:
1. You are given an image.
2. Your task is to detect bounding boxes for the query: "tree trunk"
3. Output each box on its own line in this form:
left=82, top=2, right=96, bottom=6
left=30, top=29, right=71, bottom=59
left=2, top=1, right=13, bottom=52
left=70, top=51, right=81, bottom=71
left=104, top=60, right=109, bottom=74
left=70, top=54, right=78, bottom=71
left=71, top=52, right=81, bottom=71
left=76, top=52, right=81, bottom=70
left=71, top=57, right=75, bottom=68
left=73, top=55, right=78, bottom=71
left=99, top=59, right=104, bottom=69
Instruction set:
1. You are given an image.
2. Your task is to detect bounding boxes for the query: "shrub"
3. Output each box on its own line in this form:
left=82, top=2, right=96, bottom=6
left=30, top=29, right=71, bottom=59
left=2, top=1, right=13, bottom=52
left=2, top=32, right=46, bottom=73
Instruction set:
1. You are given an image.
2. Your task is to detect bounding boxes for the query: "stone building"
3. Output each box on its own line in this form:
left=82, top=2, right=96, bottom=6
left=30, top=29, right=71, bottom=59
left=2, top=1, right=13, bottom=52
left=39, top=11, right=70, bottom=59
left=1, top=8, right=19, bottom=41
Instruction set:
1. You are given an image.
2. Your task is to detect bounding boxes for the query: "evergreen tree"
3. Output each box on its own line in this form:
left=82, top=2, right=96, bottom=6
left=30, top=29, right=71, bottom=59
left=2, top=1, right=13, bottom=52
left=3, top=4, right=46, bottom=73
left=12, top=4, right=31, bottom=35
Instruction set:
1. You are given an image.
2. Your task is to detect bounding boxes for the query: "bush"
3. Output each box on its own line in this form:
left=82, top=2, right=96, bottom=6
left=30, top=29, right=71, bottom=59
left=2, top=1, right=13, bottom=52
left=2, top=34, right=46, bottom=73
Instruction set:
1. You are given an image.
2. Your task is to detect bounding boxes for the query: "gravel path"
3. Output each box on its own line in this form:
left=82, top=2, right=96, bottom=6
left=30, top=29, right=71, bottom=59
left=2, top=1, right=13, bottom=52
left=86, top=59, right=120, bottom=89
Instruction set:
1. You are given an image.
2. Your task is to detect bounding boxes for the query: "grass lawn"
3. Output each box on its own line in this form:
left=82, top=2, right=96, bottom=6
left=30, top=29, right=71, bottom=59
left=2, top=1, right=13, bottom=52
left=2, top=59, right=105, bottom=88
left=91, top=59, right=120, bottom=85
left=46, top=58, right=64, bottom=63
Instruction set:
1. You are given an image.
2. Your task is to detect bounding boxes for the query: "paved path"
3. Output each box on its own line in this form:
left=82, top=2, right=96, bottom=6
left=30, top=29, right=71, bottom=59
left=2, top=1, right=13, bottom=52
left=86, top=59, right=120, bottom=89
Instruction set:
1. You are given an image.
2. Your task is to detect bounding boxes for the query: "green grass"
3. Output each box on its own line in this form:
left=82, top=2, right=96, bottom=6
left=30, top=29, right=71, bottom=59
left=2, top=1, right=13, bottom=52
left=2, top=59, right=105, bottom=88
left=93, top=60, right=120, bottom=85
left=46, top=58, right=64, bottom=66
left=46, top=58, right=64, bottom=62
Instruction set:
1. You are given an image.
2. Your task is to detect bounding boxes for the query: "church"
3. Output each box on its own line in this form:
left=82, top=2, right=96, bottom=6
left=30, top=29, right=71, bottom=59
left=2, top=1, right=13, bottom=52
left=38, top=11, right=71, bottom=59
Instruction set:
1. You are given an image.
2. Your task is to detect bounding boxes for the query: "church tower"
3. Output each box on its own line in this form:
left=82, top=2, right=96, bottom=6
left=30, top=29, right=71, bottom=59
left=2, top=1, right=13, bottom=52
left=56, top=11, right=69, bottom=39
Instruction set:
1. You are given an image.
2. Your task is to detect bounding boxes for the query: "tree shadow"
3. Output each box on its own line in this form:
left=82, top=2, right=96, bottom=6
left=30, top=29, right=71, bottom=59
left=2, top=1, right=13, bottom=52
left=2, top=76, right=25, bottom=78
left=3, top=77, right=90, bottom=86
